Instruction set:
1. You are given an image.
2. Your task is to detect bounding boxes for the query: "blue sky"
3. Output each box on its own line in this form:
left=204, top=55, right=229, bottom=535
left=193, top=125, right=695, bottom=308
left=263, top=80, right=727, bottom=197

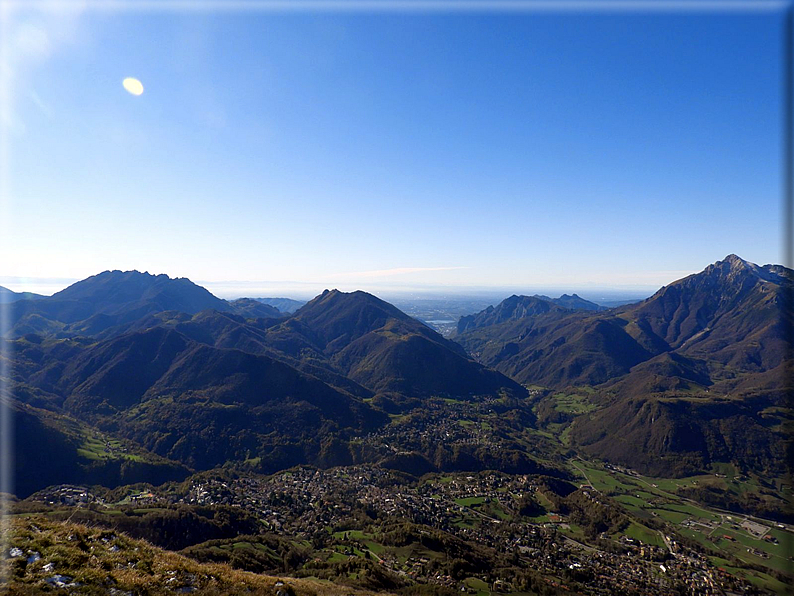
left=2, top=2, right=786, bottom=296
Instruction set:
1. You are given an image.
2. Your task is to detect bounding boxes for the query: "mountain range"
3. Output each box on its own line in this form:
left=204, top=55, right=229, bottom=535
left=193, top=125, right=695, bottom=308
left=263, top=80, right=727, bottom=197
left=455, top=254, right=791, bottom=476
left=6, top=271, right=522, bottom=496
left=455, top=255, right=790, bottom=386
left=5, top=254, right=790, bottom=495
left=456, top=294, right=603, bottom=334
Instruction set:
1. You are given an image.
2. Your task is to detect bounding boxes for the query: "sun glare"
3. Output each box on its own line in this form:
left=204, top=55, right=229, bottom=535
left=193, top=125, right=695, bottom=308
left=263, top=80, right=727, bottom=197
left=122, top=77, right=144, bottom=96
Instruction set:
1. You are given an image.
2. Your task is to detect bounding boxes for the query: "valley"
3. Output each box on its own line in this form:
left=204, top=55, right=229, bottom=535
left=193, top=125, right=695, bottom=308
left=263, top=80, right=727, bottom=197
left=2, top=255, right=791, bottom=594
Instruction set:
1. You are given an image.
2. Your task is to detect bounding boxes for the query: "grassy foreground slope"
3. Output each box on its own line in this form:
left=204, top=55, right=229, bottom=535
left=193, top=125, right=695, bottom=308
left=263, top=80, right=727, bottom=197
left=5, top=516, right=383, bottom=596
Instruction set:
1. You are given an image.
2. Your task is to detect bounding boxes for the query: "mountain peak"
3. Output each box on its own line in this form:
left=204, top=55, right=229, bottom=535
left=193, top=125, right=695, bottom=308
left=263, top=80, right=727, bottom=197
left=49, top=269, right=230, bottom=319
left=697, top=254, right=793, bottom=287
left=692, top=254, right=758, bottom=281
left=457, top=295, right=563, bottom=334
left=298, top=288, right=406, bottom=320
left=102, top=269, right=163, bottom=277
left=720, top=254, right=751, bottom=270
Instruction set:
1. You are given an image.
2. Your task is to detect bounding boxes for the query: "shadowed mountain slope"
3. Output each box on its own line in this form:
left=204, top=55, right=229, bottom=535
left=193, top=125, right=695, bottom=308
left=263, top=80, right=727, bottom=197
left=570, top=390, right=787, bottom=478
left=540, top=293, right=605, bottom=312
left=12, top=326, right=387, bottom=472
left=457, top=309, right=657, bottom=388
left=11, top=401, right=190, bottom=498
left=262, top=289, right=526, bottom=398
left=456, top=295, right=570, bottom=334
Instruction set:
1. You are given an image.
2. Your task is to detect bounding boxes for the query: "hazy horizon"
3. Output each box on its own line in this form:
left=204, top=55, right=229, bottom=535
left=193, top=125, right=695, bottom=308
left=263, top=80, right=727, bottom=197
left=0, top=252, right=749, bottom=303
left=0, top=249, right=781, bottom=303
left=0, top=273, right=660, bottom=303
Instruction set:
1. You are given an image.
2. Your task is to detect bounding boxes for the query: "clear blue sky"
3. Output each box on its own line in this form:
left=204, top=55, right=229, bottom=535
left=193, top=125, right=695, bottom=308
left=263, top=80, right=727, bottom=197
left=2, top=2, right=786, bottom=296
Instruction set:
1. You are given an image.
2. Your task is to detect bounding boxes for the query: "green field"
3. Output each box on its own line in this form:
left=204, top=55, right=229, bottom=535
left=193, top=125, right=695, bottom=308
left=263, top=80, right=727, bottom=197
left=456, top=496, right=488, bottom=507
left=464, top=576, right=490, bottom=596
left=551, top=393, right=597, bottom=414
left=567, top=457, right=794, bottom=590
left=623, top=522, right=664, bottom=547
left=652, top=508, right=689, bottom=524
left=613, top=495, right=646, bottom=509
left=331, top=529, right=386, bottom=557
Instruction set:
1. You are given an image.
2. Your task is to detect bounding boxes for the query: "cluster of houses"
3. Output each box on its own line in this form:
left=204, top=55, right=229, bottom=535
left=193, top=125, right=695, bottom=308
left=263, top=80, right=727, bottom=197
left=176, top=467, right=752, bottom=594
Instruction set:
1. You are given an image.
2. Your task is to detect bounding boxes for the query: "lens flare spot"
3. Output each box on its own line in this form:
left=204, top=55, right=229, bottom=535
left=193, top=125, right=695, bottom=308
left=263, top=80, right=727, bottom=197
left=122, top=77, right=144, bottom=96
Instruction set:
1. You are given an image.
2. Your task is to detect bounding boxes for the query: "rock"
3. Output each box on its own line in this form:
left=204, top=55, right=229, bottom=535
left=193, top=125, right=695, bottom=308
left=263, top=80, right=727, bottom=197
left=45, top=575, right=75, bottom=588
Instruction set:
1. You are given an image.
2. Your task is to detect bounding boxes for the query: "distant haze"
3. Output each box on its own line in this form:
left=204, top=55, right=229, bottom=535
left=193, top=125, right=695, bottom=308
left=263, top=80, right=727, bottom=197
left=0, top=274, right=658, bottom=304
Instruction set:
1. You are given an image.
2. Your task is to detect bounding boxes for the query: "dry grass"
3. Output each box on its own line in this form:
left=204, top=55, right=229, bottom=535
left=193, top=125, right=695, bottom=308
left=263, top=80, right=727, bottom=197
left=3, top=516, right=385, bottom=595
